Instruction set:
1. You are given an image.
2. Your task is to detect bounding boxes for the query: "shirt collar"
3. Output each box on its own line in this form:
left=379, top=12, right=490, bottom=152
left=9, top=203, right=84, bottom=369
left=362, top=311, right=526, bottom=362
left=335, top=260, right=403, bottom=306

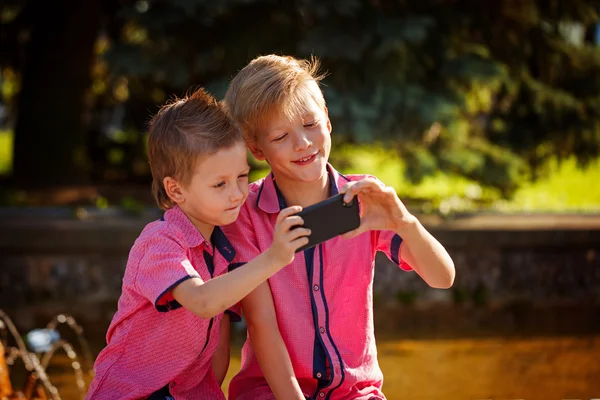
left=256, top=163, right=349, bottom=213
left=162, top=206, right=236, bottom=262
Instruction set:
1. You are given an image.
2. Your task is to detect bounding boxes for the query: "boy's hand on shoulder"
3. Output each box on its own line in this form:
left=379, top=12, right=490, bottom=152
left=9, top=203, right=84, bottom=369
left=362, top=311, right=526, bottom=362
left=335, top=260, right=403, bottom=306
left=266, top=206, right=311, bottom=266
left=341, top=178, right=416, bottom=239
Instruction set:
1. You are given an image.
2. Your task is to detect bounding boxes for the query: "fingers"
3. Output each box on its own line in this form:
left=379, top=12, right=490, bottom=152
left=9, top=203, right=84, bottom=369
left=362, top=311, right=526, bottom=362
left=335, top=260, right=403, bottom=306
left=274, top=208, right=311, bottom=250
left=279, top=215, right=304, bottom=232
left=276, top=205, right=302, bottom=224
left=290, top=234, right=310, bottom=251
left=342, top=178, right=383, bottom=203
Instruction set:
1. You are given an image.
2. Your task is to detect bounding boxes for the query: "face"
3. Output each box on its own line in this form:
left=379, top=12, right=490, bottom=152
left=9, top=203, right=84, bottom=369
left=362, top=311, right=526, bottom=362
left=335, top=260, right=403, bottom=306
left=251, top=81, right=332, bottom=187
left=165, top=141, right=250, bottom=234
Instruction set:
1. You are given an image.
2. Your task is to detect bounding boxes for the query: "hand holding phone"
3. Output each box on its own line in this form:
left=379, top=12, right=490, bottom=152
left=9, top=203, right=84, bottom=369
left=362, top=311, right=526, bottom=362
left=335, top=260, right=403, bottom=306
left=268, top=206, right=312, bottom=265
left=293, top=193, right=360, bottom=252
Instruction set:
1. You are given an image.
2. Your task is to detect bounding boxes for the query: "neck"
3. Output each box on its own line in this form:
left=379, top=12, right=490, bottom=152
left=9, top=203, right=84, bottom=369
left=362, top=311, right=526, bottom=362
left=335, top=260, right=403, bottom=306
left=274, top=170, right=330, bottom=208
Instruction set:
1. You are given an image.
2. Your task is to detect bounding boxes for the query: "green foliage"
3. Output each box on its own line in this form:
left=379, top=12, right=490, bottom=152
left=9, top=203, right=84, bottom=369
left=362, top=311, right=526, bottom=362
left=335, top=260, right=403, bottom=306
left=2, top=0, right=600, bottom=191
left=93, top=0, right=600, bottom=193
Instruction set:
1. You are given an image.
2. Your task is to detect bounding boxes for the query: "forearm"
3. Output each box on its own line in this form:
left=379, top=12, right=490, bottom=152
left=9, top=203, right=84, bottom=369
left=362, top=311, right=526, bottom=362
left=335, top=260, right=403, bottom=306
left=173, top=250, right=282, bottom=319
left=397, top=217, right=455, bottom=289
left=248, top=324, right=304, bottom=400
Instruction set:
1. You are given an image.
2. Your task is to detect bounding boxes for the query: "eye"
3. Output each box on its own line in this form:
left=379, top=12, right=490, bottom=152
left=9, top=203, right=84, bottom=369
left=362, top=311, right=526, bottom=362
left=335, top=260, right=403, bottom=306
left=304, top=120, right=319, bottom=128
left=238, top=173, right=249, bottom=179
left=213, top=181, right=226, bottom=188
left=271, top=133, right=288, bottom=142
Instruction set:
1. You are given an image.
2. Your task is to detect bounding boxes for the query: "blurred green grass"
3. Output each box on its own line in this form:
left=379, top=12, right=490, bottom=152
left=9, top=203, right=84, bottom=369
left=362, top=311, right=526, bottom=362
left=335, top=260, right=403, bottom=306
left=2, top=130, right=599, bottom=212
left=252, top=142, right=600, bottom=213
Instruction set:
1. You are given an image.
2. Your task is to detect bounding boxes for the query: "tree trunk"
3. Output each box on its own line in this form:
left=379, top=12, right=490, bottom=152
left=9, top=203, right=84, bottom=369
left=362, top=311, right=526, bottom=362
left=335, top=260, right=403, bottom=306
left=12, top=0, right=104, bottom=187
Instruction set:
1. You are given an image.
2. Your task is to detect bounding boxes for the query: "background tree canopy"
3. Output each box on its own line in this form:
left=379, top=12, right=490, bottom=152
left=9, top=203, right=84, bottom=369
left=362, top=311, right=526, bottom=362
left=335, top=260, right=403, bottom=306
left=1, top=0, right=599, bottom=200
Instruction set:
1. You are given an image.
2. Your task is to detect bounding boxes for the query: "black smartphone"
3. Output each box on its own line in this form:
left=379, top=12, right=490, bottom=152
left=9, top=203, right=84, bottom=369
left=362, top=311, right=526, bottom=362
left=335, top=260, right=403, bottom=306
left=293, top=193, right=360, bottom=252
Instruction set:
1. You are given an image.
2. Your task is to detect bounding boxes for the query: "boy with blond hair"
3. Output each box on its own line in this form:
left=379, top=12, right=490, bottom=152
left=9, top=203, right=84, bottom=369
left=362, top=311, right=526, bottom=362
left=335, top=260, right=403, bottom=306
left=86, top=88, right=311, bottom=399
left=223, top=55, right=455, bottom=399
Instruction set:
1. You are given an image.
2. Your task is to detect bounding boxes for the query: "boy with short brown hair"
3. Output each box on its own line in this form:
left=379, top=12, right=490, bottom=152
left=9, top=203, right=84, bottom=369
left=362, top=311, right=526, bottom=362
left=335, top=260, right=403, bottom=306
left=87, top=88, right=310, bottom=400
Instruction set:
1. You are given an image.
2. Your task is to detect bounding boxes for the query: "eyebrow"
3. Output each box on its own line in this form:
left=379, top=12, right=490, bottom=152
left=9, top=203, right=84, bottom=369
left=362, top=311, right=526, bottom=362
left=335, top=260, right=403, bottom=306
left=268, top=113, right=318, bottom=133
left=212, top=168, right=250, bottom=180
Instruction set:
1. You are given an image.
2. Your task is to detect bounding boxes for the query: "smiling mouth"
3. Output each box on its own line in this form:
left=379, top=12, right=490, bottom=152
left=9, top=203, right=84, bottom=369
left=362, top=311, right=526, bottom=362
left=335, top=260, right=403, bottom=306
left=293, top=152, right=318, bottom=164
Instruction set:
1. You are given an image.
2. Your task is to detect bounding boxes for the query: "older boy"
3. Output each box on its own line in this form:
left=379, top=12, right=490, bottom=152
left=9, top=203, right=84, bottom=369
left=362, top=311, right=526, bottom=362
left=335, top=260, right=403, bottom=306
left=223, top=55, right=455, bottom=399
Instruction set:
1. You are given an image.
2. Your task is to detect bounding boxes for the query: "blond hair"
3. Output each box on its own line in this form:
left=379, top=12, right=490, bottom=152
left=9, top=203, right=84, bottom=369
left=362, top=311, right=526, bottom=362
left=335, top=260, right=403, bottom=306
left=224, top=55, right=327, bottom=145
left=147, top=88, right=242, bottom=210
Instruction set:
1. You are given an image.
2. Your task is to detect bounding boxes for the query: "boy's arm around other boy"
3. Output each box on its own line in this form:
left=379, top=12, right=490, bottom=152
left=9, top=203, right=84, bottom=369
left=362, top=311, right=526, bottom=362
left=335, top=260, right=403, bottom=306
left=170, top=206, right=310, bottom=319
left=342, top=177, right=455, bottom=289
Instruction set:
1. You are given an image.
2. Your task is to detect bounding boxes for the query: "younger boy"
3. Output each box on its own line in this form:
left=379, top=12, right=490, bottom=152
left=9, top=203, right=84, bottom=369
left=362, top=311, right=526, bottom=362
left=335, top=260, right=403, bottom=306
left=86, top=88, right=311, bottom=399
left=223, top=55, right=455, bottom=399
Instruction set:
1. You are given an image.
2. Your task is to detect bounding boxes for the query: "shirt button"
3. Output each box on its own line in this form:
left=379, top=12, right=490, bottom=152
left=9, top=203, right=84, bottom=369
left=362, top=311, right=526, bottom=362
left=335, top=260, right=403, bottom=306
left=319, top=326, right=325, bottom=334
left=319, top=392, right=325, bottom=398
left=316, top=372, right=322, bottom=378
left=313, top=284, right=319, bottom=291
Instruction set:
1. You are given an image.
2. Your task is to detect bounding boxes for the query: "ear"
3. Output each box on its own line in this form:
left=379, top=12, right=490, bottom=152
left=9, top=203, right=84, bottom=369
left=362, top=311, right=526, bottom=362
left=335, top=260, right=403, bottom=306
left=248, top=142, right=266, bottom=161
left=324, top=106, right=332, bottom=133
left=163, top=176, right=186, bottom=205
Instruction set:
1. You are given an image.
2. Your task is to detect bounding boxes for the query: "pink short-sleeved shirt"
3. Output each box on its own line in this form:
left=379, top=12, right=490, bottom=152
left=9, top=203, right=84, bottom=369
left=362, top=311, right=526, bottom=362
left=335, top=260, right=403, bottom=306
left=86, top=205, right=239, bottom=400
left=223, top=164, right=412, bottom=400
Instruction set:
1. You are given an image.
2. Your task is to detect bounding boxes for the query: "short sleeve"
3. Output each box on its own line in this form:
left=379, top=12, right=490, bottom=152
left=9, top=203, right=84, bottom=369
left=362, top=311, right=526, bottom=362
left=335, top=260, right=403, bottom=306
left=374, top=230, right=412, bottom=271
left=135, top=230, right=203, bottom=312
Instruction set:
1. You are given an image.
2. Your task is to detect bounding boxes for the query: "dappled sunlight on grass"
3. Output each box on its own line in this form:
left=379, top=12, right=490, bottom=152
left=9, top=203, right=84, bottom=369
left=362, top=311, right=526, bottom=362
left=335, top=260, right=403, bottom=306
left=331, top=143, right=599, bottom=213
left=498, top=157, right=600, bottom=212
left=1, top=130, right=598, bottom=211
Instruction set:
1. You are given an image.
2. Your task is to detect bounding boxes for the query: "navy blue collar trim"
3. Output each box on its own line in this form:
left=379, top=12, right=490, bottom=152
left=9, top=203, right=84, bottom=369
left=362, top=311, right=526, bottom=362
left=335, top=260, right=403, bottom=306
left=211, top=226, right=236, bottom=263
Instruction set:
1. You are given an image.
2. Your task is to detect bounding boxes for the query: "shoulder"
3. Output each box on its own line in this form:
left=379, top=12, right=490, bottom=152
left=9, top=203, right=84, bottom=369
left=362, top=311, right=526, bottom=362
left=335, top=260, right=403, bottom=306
left=132, top=219, right=188, bottom=255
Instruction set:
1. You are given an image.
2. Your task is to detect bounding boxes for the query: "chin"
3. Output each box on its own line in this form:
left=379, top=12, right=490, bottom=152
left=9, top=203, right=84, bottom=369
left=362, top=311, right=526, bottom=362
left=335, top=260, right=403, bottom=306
left=219, top=211, right=241, bottom=226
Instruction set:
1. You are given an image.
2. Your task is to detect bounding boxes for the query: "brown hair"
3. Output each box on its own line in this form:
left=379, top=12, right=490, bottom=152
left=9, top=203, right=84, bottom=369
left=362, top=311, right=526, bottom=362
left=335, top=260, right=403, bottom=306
left=223, top=54, right=327, bottom=145
left=147, top=87, right=243, bottom=210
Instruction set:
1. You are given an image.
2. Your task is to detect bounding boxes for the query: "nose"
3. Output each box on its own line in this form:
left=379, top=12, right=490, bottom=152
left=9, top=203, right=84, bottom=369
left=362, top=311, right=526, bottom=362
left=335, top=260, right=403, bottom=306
left=229, top=182, right=244, bottom=203
left=293, top=130, right=312, bottom=152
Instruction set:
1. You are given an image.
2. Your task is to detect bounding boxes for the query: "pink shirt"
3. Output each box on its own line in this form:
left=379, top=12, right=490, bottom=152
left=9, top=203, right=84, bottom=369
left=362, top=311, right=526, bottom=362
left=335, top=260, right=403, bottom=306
left=87, top=205, right=239, bottom=400
left=224, top=165, right=411, bottom=400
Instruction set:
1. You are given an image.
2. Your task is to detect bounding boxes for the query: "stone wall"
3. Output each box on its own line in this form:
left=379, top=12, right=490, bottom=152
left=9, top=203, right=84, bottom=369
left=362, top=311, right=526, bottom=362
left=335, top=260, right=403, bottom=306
left=1, top=209, right=599, bottom=332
